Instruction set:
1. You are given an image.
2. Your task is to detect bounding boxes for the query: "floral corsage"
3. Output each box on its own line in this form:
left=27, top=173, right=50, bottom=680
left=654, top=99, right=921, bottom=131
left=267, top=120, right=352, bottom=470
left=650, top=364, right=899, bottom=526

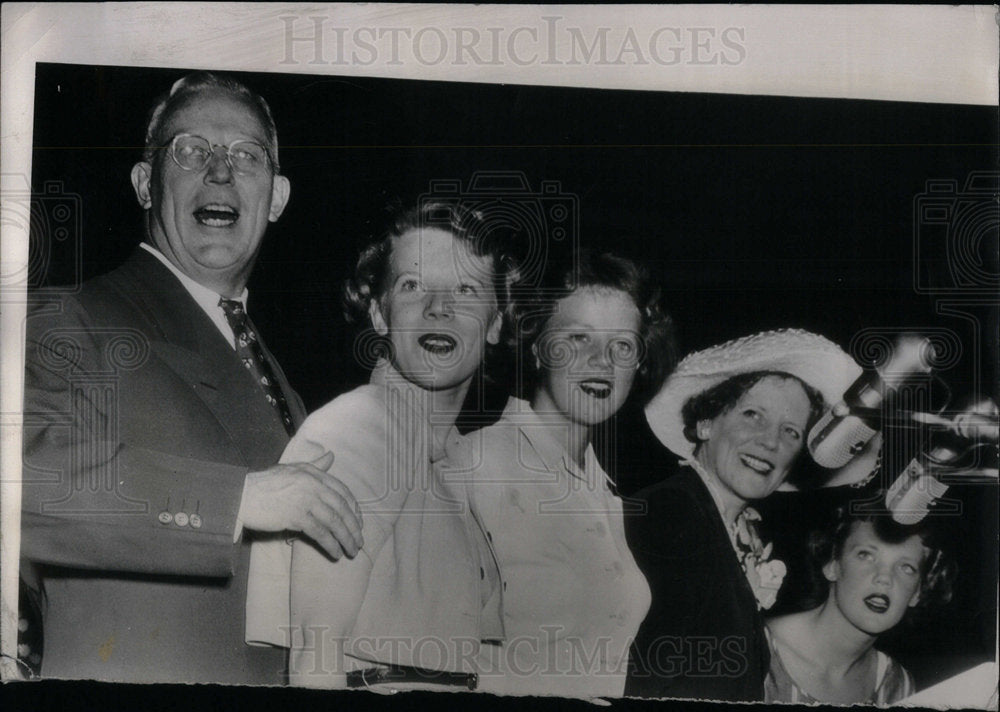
left=733, top=507, right=787, bottom=610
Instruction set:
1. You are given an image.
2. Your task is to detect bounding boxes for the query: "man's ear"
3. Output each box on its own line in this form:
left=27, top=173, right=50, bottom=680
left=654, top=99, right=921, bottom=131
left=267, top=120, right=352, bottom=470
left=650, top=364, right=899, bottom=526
left=486, top=311, right=502, bottom=346
left=822, top=560, right=839, bottom=583
left=269, top=175, right=291, bottom=222
left=697, top=420, right=712, bottom=441
left=131, top=162, right=153, bottom=209
left=369, top=299, right=388, bottom=336
left=531, top=342, right=541, bottom=370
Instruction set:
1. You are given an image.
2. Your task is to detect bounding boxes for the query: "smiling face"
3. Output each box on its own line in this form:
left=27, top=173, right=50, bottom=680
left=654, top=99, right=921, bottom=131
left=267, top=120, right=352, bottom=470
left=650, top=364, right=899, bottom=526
left=531, top=286, right=643, bottom=428
left=370, top=227, right=501, bottom=396
left=130, top=90, right=290, bottom=297
left=825, top=521, right=925, bottom=636
left=695, top=375, right=811, bottom=506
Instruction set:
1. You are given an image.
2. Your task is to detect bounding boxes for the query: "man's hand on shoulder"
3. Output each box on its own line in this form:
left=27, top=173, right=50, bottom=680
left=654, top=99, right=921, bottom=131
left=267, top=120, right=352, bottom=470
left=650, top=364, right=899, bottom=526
left=240, top=452, right=364, bottom=560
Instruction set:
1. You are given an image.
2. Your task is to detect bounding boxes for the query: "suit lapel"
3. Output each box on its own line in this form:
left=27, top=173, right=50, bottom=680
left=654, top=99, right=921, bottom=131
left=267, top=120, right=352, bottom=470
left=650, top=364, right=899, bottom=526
left=683, top=469, right=762, bottom=609
left=683, top=468, right=770, bottom=680
left=110, top=249, right=292, bottom=464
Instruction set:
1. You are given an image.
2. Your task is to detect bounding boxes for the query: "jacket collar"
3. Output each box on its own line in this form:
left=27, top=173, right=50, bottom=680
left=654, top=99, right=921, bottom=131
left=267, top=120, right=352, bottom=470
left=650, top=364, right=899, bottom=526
left=497, top=397, right=612, bottom=488
left=370, top=359, right=464, bottom=464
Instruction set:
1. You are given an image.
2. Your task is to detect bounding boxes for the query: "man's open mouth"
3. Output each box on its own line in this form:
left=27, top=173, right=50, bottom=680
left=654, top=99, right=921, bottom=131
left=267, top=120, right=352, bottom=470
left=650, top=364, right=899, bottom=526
left=578, top=379, right=612, bottom=399
left=194, top=204, right=239, bottom=227
left=739, top=453, right=774, bottom=475
left=864, top=594, right=890, bottom=613
left=418, top=333, right=457, bottom=355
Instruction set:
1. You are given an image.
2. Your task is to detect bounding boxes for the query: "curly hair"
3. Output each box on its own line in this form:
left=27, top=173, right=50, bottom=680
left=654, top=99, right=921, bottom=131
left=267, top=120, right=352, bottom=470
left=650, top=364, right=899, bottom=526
left=510, top=250, right=677, bottom=406
left=342, top=200, right=521, bottom=369
left=142, top=71, right=281, bottom=173
left=801, top=505, right=956, bottom=615
left=681, top=370, right=827, bottom=447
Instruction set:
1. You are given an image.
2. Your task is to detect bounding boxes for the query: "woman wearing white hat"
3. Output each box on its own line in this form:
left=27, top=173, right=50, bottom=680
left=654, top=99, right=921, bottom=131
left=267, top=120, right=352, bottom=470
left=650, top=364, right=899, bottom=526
left=625, top=329, right=876, bottom=701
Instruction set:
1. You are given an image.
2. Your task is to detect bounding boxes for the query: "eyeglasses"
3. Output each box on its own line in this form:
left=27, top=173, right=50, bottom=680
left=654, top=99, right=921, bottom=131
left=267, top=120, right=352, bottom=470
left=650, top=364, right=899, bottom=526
left=167, top=133, right=273, bottom=176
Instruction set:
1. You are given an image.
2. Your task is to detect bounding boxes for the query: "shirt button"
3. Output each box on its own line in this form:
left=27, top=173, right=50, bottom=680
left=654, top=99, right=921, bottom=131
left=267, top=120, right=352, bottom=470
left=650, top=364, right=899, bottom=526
left=189, top=513, right=202, bottom=529
left=157, top=511, right=173, bottom=525
left=174, top=512, right=189, bottom=527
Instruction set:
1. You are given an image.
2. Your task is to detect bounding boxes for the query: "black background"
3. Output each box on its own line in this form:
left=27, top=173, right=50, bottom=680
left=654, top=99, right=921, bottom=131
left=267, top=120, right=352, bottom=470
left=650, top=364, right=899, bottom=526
left=22, top=61, right=999, bottom=703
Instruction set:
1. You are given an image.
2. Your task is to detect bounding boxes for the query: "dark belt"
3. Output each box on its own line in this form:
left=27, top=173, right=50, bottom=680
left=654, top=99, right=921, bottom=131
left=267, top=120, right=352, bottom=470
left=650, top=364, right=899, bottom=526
left=346, top=664, right=478, bottom=690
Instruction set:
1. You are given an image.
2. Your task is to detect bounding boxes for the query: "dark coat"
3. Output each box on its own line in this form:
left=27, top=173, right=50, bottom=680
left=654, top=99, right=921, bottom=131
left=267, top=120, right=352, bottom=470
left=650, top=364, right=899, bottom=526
left=624, top=466, right=770, bottom=701
left=20, top=248, right=306, bottom=683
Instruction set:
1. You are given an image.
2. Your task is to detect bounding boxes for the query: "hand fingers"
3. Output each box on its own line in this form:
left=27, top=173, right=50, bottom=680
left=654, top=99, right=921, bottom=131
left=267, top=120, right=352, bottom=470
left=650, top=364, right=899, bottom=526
left=301, top=515, right=347, bottom=561
left=305, top=500, right=362, bottom=557
left=311, top=472, right=363, bottom=527
left=313, top=487, right=364, bottom=549
left=288, top=461, right=363, bottom=528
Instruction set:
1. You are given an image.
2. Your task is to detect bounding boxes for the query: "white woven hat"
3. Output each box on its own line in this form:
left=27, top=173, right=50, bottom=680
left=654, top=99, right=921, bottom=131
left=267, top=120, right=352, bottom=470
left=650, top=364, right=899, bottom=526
left=644, top=329, right=876, bottom=487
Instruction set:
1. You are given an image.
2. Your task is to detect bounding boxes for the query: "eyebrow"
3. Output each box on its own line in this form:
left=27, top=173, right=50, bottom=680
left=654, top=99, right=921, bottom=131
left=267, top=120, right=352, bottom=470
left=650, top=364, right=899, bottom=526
left=391, top=271, right=493, bottom=289
left=743, top=401, right=809, bottom=427
left=551, top=321, right=639, bottom=334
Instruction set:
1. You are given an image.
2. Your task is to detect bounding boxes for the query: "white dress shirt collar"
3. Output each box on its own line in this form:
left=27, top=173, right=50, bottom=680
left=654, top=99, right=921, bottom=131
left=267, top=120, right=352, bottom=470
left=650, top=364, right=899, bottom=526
left=140, top=242, right=247, bottom=349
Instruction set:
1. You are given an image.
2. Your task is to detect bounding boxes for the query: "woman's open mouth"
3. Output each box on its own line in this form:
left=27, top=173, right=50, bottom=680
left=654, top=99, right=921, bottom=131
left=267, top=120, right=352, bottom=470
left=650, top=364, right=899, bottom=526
left=418, top=333, right=457, bottom=355
left=739, top=453, right=774, bottom=475
left=864, top=594, right=890, bottom=613
left=578, top=379, right=612, bottom=399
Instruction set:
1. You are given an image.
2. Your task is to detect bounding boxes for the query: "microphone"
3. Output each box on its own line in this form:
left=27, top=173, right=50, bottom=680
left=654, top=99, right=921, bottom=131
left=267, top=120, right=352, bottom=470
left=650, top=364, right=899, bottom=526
left=911, top=409, right=1000, bottom=444
left=808, top=334, right=933, bottom=469
left=887, top=400, right=1000, bottom=524
left=885, top=433, right=963, bottom=525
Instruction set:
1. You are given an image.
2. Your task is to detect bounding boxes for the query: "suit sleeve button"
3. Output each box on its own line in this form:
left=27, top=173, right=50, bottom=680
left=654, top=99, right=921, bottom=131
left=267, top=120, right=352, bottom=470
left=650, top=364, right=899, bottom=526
left=189, top=513, right=202, bottom=529
left=174, top=512, right=189, bottom=527
left=158, top=511, right=173, bottom=525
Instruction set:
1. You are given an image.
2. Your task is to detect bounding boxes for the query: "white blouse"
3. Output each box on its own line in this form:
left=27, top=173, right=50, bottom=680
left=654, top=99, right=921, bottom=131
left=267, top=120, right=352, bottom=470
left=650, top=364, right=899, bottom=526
left=462, top=398, right=651, bottom=698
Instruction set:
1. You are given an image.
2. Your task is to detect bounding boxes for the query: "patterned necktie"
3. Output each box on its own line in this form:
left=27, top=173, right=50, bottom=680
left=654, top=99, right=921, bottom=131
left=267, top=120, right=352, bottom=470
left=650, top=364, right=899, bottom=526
left=218, top=298, right=295, bottom=435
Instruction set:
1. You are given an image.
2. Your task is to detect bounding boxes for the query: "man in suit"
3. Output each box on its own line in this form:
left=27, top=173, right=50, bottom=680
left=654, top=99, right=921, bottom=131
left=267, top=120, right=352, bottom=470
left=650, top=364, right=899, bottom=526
left=20, top=72, right=363, bottom=684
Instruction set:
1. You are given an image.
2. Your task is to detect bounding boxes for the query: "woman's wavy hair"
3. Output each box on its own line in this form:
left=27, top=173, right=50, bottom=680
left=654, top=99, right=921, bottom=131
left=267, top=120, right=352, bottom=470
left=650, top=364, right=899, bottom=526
left=800, top=504, right=956, bottom=617
left=343, top=200, right=521, bottom=369
left=510, top=250, right=677, bottom=406
left=680, top=371, right=827, bottom=448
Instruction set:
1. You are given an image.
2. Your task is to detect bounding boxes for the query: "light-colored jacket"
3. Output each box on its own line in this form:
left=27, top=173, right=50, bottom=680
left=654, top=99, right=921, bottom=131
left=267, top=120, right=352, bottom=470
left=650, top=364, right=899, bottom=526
left=246, top=363, right=504, bottom=680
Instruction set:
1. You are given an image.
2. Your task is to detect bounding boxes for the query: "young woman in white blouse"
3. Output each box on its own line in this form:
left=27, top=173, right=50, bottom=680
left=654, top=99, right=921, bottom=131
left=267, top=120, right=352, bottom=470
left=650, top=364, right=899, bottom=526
left=465, top=251, right=676, bottom=698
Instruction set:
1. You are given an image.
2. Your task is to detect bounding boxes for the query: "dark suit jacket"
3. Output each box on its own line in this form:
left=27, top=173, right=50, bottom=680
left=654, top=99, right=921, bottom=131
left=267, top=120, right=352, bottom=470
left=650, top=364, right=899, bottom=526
left=21, top=247, right=306, bottom=684
left=624, top=467, right=770, bottom=701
